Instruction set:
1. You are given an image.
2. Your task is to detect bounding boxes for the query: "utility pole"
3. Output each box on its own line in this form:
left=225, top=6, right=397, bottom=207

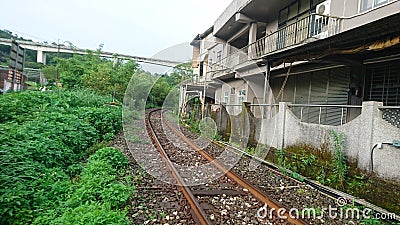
left=56, top=38, right=60, bottom=85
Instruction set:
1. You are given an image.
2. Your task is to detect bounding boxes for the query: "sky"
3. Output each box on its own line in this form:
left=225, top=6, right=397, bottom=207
left=0, top=0, right=232, bottom=58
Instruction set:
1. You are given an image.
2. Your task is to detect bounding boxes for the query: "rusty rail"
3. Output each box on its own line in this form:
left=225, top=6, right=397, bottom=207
left=146, top=109, right=212, bottom=225
left=161, top=111, right=307, bottom=225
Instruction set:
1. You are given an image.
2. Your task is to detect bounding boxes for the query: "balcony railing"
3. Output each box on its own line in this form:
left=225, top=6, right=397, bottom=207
left=210, top=14, right=343, bottom=75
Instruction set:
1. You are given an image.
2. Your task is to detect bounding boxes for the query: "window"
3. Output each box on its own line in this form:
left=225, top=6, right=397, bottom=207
left=223, top=91, right=229, bottom=104
left=360, top=0, right=388, bottom=12
left=217, top=51, right=222, bottom=62
left=288, top=2, right=299, bottom=20
left=199, top=62, right=203, bottom=77
left=375, top=0, right=388, bottom=6
left=238, top=96, right=245, bottom=105
left=278, top=7, right=289, bottom=26
left=238, top=89, right=246, bottom=105
left=360, top=0, right=373, bottom=11
left=299, top=0, right=311, bottom=14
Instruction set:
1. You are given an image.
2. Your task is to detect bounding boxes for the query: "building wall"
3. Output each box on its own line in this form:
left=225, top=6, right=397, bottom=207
left=0, top=70, right=6, bottom=90
left=214, top=0, right=253, bottom=34
left=330, top=0, right=400, bottom=32
left=215, top=88, right=222, bottom=104
left=192, top=46, right=200, bottom=68
left=265, top=19, right=278, bottom=36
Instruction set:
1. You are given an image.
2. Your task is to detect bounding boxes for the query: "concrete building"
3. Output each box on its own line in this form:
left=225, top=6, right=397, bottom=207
left=0, top=68, right=27, bottom=92
left=182, top=0, right=400, bottom=181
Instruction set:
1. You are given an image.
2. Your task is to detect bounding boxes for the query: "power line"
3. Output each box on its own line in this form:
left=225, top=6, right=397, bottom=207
left=0, top=26, right=57, bottom=43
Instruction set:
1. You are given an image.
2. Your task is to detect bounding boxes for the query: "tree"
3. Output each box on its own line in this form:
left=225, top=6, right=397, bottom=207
left=125, top=71, right=154, bottom=108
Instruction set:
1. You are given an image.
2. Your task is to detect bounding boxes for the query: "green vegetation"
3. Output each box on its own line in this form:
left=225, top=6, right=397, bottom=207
left=0, top=30, right=194, bottom=225
left=0, top=90, right=133, bottom=224
left=1, top=29, right=192, bottom=107
left=261, top=131, right=400, bottom=215
left=34, top=147, right=132, bottom=225
left=42, top=48, right=140, bottom=101
left=330, top=130, right=348, bottom=188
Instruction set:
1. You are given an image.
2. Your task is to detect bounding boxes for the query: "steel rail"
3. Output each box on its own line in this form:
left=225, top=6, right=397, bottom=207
left=146, top=109, right=211, bottom=225
left=161, top=112, right=307, bottom=225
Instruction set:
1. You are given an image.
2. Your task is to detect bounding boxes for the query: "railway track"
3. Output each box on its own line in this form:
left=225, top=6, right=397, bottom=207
left=177, top=116, right=400, bottom=224
left=146, top=109, right=307, bottom=225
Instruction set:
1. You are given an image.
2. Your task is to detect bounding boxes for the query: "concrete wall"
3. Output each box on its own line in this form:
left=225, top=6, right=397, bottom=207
left=330, top=0, right=400, bottom=32
left=258, top=101, right=400, bottom=181
left=211, top=101, right=400, bottom=181
left=215, top=88, right=222, bottom=104
left=214, top=0, right=253, bottom=34
left=265, top=19, right=278, bottom=35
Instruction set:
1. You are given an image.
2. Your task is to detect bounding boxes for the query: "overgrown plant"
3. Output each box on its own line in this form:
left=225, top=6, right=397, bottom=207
left=330, top=130, right=348, bottom=188
left=0, top=90, right=127, bottom=224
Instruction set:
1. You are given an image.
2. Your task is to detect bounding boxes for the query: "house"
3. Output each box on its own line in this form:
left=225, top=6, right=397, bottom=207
left=0, top=67, right=27, bottom=92
left=182, top=0, right=400, bottom=181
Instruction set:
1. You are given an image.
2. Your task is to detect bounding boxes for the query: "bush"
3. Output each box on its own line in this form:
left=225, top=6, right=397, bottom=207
left=0, top=90, right=125, bottom=224
left=51, top=203, right=130, bottom=225
left=72, top=107, right=122, bottom=141
left=35, top=147, right=133, bottom=225
left=88, top=147, right=128, bottom=170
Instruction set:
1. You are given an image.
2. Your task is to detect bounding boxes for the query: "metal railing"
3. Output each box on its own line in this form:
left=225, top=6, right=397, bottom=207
left=246, top=14, right=342, bottom=61
left=210, top=13, right=343, bottom=76
left=203, top=103, right=363, bottom=126
left=288, top=104, right=361, bottom=126
left=379, top=106, right=400, bottom=128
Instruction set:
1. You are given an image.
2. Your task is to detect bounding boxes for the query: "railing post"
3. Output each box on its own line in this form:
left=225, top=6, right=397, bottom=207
left=300, top=107, right=303, bottom=121
left=277, top=102, right=290, bottom=149
left=319, top=107, right=322, bottom=124
left=341, top=107, right=344, bottom=125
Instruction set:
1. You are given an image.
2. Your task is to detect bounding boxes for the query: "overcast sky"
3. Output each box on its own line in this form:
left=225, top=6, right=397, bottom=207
left=0, top=0, right=232, bottom=58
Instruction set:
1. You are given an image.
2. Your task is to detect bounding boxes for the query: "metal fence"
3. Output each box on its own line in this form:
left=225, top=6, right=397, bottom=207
left=193, top=103, right=400, bottom=128
left=287, top=104, right=362, bottom=126
left=380, top=106, right=400, bottom=128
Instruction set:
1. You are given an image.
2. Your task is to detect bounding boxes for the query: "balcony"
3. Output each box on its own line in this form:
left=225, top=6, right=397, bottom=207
left=210, top=14, right=343, bottom=77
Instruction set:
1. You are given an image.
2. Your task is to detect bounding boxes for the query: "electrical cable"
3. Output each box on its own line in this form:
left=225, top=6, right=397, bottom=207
left=360, top=142, right=394, bottom=180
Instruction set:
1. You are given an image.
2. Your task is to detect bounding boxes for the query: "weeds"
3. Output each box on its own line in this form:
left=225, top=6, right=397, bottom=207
left=330, top=130, right=348, bottom=188
left=0, top=90, right=128, bottom=224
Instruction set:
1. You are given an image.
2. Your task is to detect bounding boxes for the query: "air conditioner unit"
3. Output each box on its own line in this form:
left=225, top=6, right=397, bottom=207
left=316, top=0, right=331, bottom=16
left=313, top=0, right=331, bottom=39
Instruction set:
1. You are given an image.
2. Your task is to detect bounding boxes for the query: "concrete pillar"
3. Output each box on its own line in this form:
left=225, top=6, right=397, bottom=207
left=277, top=102, right=290, bottom=149
left=248, top=23, right=258, bottom=58
left=263, top=62, right=271, bottom=119
left=37, top=50, right=46, bottom=65
left=357, top=101, right=383, bottom=171
left=248, top=23, right=257, bottom=44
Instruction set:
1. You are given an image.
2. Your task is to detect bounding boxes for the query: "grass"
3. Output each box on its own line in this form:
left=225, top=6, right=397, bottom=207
left=262, top=144, right=400, bottom=215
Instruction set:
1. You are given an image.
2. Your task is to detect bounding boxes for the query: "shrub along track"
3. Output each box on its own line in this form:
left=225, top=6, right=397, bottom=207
left=147, top=109, right=307, bottom=225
